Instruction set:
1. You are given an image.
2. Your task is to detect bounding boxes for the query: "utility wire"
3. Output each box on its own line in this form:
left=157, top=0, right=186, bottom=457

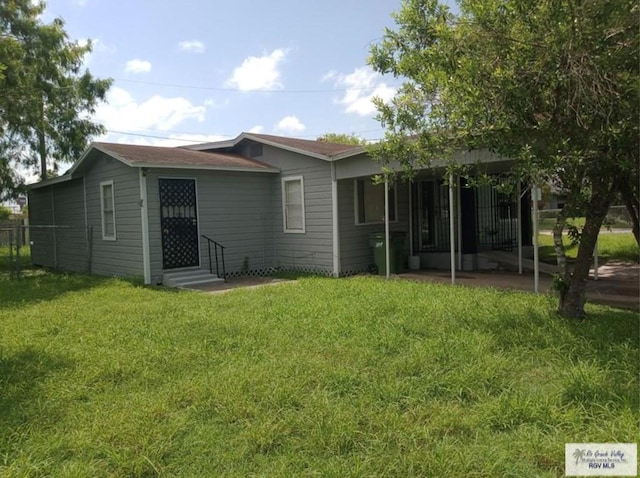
left=105, top=129, right=383, bottom=142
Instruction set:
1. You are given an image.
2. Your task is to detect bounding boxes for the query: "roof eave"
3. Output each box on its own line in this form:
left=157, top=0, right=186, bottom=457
left=26, top=174, right=74, bottom=190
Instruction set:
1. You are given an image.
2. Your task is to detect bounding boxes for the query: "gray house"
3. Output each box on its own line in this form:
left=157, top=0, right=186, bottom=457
left=27, top=133, right=532, bottom=285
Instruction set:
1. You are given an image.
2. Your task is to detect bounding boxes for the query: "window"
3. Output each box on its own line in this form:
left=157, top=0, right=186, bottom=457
left=100, top=180, right=116, bottom=240
left=282, top=176, right=305, bottom=233
left=355, top=178, right=396, bottom=225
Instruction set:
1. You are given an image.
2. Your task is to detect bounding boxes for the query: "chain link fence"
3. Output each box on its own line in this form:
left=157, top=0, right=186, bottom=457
left=537, top=205, right=632, bottom=230
left=1, top=222, right=93, bottom=278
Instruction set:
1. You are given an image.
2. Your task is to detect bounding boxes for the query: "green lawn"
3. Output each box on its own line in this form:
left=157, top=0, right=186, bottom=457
left=539, top=232, right=639, bottom=264
left=0, top=272, right=637, bottom=477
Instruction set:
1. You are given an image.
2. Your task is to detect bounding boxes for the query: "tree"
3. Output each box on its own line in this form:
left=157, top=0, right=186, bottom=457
left=0, top=0, right=111, bottom=200
left=317, top=133, right=367, bottom=146
left=0, top=205, right=11, bottom=221
left=368, top=0, right=638, bottom=318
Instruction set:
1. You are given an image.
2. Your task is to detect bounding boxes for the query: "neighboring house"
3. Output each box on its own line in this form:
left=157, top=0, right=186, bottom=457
left=27, top=133, right=532, bottom=284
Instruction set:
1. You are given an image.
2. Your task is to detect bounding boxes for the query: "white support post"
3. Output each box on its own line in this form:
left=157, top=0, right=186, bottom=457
left=532, top=185, right=540, bottom=293
left=408, top=182, right=413, bottom=256
left=517, top=181, right=523, bottom=275
left=449, top=174, right=456, bottom=284
left=385, top=177, right=391, bottom=279
left=457, top=175, right=462, bottom=271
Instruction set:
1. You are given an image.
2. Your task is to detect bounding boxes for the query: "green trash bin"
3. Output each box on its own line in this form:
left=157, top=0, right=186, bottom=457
left=369, top=232, right=407, bottom=275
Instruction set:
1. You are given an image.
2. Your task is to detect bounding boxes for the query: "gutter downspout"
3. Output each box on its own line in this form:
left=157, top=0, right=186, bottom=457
left=331, top=161, right=340, bottom=277
left=139, top=168, right=151, bottom=284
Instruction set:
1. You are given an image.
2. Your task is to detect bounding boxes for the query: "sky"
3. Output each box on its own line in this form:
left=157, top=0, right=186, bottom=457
left=39, top=0, right=417, bottom=148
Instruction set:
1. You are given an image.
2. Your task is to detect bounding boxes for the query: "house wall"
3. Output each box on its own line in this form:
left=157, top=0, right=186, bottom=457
left=83, top=152, right=144, bottom=278
left=28, top=179, right=89, bottom=272
left=250, top=144, right=335, bottom=274
left=338, top=178, right=410, bottom=275
left=145, top=168, right=276, bottom=284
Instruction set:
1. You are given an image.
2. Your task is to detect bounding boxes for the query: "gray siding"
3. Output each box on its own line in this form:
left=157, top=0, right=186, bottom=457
left=28, top=179, right=89, bottom=272
left=84, top=152, right=143, bottom=278
left=257, top=145, right=334, bottom=274
left=338, top=178, right=410, bottom=274
left=28, top=186, right=55, bottom=267
left=146, top=169, right=276, bottom=284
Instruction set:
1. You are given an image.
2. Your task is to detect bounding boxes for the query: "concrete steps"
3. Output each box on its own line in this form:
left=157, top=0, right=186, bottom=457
left=477, top=251, right=558, bottom=275
left=162, top=267, right=225, bottom=288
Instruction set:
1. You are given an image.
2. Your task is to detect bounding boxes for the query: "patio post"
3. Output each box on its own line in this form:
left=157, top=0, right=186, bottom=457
left=457, top=175, right=462, bottom=271
left=532, top=184, right=540, bottom=293
left=449, top=173, right=456, bottom=284
left=408, top=181, right=413, bottom=256
left=517, top=181, right=523, bottom=275
left=385, top=176, right=390, bottom=279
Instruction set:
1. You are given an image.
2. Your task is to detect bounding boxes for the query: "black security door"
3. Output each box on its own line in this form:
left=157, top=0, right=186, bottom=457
left=159, top=179, right=199, bottom=269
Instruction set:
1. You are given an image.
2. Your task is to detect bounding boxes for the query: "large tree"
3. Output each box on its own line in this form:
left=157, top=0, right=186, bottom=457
left=0, top=0, right=111, bottom=199
left=369, top=0, right=638, bottom=318
left=317, top=133, right=367, bottom=146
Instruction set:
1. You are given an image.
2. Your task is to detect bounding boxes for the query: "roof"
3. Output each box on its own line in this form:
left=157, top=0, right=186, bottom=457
left=90, top=142, right=276, bottom=171
left=185, top=132, right=366, bottom=161
left=248, top=134, right=362, bottom=157
left=28, top=141, right=279, bottom=190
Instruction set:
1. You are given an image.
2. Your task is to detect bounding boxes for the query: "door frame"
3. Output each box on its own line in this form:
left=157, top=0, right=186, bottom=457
left=159, top=176, right=201, bottom=269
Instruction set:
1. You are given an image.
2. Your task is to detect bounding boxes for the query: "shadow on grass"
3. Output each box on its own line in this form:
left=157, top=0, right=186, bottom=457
left=0, top=270, right=115, bottom=310
left=0, top=348, right=74, bottom=432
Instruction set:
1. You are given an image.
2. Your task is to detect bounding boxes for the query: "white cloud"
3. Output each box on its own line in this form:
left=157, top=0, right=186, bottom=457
left=225, top=49, right=287, bottom=91
left=94, top=86, right=206, bottom=133
left=323, top=66, right=396, bottom=117
left=275, top=116, right=305, bottom=134
left=71, top=0, right=87, bottom=6
left=248, top=125, right=264, bottom=134
left=203, top=98, right=229, bottom=108
left=125, top=59, right=152, bottom=74
left=179, top=40, right=205, bottom=53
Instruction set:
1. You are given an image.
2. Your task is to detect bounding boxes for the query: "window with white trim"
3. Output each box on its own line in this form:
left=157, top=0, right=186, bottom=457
left=282, top=176, right=305, bottom=233
left=100, top=180, right=116, bottom=240
left=354, top=178, right=397, bottom=225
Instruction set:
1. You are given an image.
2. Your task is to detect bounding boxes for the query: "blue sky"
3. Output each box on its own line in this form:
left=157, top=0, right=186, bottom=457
left=40, top=0, right=420, bottom=147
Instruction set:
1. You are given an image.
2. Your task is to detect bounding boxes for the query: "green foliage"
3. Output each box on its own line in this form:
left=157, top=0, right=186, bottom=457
left=0, top=206, right=11, bottom=220
left=316, top=133, right=367, bottom=146
left=368, top=0, right=638, bottom=317
left=0, top=0, right=112, bottom=199
left=0, top=274, right=637, bottom=475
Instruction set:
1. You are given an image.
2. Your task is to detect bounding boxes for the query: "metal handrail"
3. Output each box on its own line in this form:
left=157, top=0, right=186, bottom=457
left=201, top=235, right=227, bottom=282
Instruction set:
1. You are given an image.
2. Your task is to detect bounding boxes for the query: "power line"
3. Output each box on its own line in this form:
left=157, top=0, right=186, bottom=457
left=105, top=128, right=384, bottom=143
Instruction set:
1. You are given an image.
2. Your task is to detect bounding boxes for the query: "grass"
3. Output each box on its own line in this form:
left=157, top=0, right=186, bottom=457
left=539, top=232, right=639, bottom=264
left=0, top=271, right=637, bottom=477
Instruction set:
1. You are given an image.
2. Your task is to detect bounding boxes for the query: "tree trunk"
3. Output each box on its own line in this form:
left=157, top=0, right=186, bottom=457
left=39, top=96, right=47, bottom=181
left=552, top=210, right=569, bottom=309
left=558, top=187, right=612, bottom=318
